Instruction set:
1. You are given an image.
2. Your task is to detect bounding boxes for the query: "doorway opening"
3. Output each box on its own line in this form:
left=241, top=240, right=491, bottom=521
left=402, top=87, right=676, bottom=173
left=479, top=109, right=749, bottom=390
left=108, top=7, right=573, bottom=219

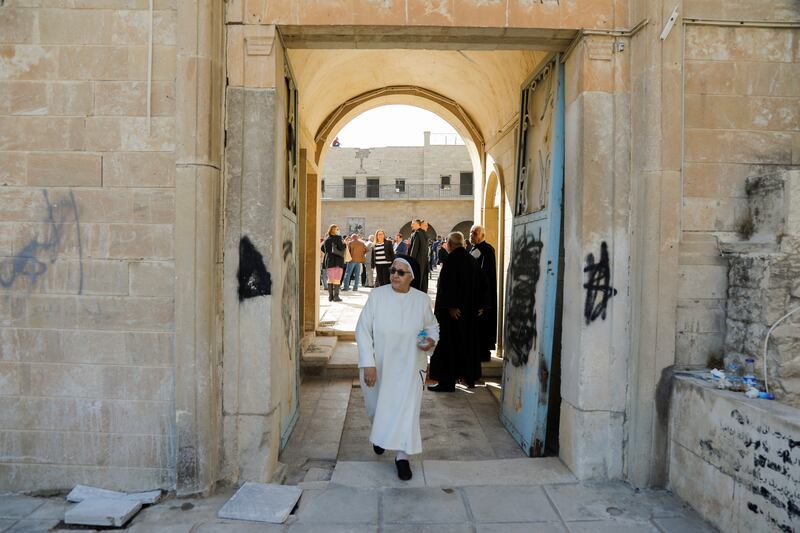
left=259, top=31, right=572, bottom=482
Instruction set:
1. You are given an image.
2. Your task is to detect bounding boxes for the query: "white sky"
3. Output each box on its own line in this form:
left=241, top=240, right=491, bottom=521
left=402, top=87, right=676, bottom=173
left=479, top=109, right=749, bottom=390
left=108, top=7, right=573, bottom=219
left=333, top=105, right=463, bottom=148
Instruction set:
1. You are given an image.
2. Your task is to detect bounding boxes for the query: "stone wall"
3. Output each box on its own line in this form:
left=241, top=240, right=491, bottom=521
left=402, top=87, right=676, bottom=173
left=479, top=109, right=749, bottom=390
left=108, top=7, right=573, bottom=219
left=321, top=199, right=474, bottom=241
left=676, top=19, right=800, bottom=366
left=0, top=2, right=177, bottom=491
left=322, top=142, right=473, bottom=193
left=723, top=171, right=800, bottom=408
left=668, top=374, right=800, bottom=533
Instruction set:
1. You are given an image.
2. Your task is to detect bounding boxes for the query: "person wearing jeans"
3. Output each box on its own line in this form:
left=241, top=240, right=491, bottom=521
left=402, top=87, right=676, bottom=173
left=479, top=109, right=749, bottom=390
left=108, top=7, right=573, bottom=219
left=343, top=234, right=368, bottom=291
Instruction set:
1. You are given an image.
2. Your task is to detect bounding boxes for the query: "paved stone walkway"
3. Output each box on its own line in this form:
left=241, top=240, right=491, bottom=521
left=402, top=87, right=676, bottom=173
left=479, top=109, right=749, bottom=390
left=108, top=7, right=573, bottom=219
left=1, top=375, right=717, bottom=532
left=0, top=480, right=716, bottom=532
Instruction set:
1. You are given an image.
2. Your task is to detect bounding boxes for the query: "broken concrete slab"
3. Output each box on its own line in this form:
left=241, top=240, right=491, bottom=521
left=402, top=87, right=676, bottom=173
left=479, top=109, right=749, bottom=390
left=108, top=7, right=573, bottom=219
left=422, top=458, right=576, bottom=487
left=64, top=497, right=141, bottom=527
left=66, top=485, right=162, bottom=505
left=217, top=482, right=302, bottom=524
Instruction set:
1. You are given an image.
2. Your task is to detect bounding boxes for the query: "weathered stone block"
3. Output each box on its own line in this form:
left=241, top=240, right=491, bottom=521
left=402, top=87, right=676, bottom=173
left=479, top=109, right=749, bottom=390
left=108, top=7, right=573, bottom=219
left=686, top=26, right=794, bottom=63
left=129, top=261, right=174, bottom=296
left=724, top=318, right=747, bottom=352
left=0, top=81, right=47, bottom=115
left=125, top=331, right=173, bottom=366
left=77, top=296, right=173, bottom=331
left=57, top=46, right=131, bottom=80
left=0, top=45, right=59, bottom=81
left=39, top=8, right=108, bottom=45
left=110, top=10, right=176, bottom=46
left=0, top=152, right=26, bottom=186
left=47, top=81, right=94, bottom=115
left=131, top=189, right=175, bottom=224
left=94, top=81, right=175, bottom=116
left=678, top=264, right=727, bottom=299
left=0, top=116, right=85, bottom=151
left=27, top=153, right=101, bottom=187
left=0, top=8, right=37, bottom=44
left=102, top=152, right=175, bottom=187
left=106, top=223, right=174, bottom=260
left=727, top=256, right=768, bottom=289
left=726, top=287, right=763, bottom=322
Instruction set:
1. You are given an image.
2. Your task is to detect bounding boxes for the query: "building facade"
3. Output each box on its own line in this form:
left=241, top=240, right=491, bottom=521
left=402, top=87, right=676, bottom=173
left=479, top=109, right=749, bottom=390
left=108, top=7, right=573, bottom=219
left=321, top=134, right=474, bottom=239
left=0, top=3, right=798, bottom=528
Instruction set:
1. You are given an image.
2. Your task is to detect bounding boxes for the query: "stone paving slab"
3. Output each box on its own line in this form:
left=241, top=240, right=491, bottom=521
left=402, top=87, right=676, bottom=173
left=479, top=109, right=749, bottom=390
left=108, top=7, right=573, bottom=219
left=463, top=485, right=560, bottom=523
left=382, top=525, right=473, bottom=533
left=330, top=461, right=427, bottom=488
left=64, top=497, right=141, bottom=527
left=423, top=458, right=576, bottom=487
left=293, top=486, right=378, bottom=524
left=0, top=497, right=43, bottom=519
left=476, top=523, right=567, bottom=533
left=217, top=482, right=302, bottom=524
left=382, top=487, right=468, bottom=525
left=3, top=518, right=62, bottom=532
left=544, top=482, right=688, bottom=523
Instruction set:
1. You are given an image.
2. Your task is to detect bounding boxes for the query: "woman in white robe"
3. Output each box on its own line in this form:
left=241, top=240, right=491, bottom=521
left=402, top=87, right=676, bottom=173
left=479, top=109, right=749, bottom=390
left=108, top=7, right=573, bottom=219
left=356, top=257, right=439, bottom=480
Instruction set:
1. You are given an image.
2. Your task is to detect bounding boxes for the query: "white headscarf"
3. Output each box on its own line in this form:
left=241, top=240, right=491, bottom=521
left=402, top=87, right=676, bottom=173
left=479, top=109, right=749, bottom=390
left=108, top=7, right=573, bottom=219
left=392, top=258, right=415, bottom=280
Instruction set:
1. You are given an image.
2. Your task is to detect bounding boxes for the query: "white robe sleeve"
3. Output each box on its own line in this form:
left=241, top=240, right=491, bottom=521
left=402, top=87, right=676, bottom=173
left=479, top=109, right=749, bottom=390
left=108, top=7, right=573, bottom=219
left=422, top=295, right=440, bottom=343
left=355, top=291, right=377, bottom=368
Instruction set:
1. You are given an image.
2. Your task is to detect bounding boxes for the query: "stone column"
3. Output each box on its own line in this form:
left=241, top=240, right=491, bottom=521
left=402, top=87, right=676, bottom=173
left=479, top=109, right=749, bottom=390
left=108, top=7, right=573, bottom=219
left=221, top=22, right=292, bottom=484
left=559, top=34, right=631, bottom=480
left=625, top=0, right=683, bottom=488
left=174, top=0, right=225, bottom=495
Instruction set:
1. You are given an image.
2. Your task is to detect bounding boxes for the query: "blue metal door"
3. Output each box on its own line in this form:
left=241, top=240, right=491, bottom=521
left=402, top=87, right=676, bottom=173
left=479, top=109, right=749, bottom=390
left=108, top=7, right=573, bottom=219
left=499, top=55, right=565, bottom=456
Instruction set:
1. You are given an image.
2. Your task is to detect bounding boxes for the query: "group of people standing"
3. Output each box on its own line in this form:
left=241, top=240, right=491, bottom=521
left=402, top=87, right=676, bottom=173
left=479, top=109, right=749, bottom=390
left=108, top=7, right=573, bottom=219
left=320, top=225, right=398, bottom=302
left=353, top=222, right=497, bottom=481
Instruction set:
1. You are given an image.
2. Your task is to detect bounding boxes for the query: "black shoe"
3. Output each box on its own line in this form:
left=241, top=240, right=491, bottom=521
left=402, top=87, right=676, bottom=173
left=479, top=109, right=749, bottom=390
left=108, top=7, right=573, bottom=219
left=428, top=384, right=455, bottom=392
left=373, top=444, right=384, bottom=455
left=395, top=459, right=412, bottom=481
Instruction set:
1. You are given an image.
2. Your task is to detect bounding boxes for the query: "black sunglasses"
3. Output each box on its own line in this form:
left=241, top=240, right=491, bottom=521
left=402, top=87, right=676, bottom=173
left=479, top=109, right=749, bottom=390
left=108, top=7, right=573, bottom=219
left=389, top=267, right=409, bottom=276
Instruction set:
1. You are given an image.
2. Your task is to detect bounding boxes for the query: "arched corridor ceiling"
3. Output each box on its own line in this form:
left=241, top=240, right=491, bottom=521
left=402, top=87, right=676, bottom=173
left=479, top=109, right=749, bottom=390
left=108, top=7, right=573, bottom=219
left=287, top=49, right=549, bottom=147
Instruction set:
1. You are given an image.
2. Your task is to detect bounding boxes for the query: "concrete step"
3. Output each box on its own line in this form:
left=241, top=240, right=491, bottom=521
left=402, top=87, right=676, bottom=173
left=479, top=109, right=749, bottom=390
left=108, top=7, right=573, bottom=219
left=301, top=335, right=337, bottom=366
left=316, top=328, right=356, bottom=341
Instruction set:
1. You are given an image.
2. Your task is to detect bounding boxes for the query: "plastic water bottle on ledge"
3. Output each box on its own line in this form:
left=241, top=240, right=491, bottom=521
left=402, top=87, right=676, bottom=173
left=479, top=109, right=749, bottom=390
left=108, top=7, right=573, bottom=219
left=743, top=358, right=756, bottom=388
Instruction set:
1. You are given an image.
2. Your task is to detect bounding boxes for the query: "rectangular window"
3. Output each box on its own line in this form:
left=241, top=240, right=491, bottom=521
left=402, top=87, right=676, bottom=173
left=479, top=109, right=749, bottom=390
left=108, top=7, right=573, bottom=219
left=440, top=175, right=451, bottom=189
left=367, top=178, right=380, bottom=198
left=343, top=178, right=356, bottom=198
left=395, top=179, right=406, bottom=193
left=460, top=172, right=473, bottom=195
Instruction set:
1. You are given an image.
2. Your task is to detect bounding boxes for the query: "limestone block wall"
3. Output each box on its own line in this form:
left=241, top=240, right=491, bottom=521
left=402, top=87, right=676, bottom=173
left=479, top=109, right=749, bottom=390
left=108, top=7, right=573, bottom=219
left=668, top=375, right=800, bottom=533
left=321, top=199, right=474, bottom=241
left=322, top=143, right=472, bottom=191
left=676, top=18, right=800, bottom=366
left=0, top=2, right=177, bottom=491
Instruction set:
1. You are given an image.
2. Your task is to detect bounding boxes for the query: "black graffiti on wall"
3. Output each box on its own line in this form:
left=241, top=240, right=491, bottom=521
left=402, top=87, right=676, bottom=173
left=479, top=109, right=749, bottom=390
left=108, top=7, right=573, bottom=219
left=0, top=190, right=83, bottom=293
left=701, top=408, right=800, bottom=532
left=505, top=228, right=543, bottom=367
left=281, top=237, right=297, bottom=360
left=237, top=236, right=271, bottom=301
left=583, top=241, right=617, bottom=324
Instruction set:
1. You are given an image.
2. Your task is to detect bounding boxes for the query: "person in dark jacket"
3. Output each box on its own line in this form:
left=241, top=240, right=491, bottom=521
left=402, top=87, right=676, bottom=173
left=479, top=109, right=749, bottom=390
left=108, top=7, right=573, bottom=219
left=429, top=231, right=486, bottom=391
left=371, top=229, right=396, bottom=287
left=321, top=224, right=346, bottom=301
left=408, top=219, right=430, bottom=293
left=468, top=225, right=498, bottom=362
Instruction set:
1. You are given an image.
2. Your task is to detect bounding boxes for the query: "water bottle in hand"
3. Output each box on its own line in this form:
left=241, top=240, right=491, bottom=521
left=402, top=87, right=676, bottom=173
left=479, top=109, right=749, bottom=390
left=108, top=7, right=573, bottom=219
left=417, top=330, right=428, bottom=349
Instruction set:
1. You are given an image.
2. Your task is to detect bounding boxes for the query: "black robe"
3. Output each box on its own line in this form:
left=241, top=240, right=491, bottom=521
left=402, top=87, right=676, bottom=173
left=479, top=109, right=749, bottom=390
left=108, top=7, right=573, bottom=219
left=408, top=229, right=430, bottom=293
left=468, top=240, right=498, bottom=361
left=429, top=247, right=486, bottom=387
